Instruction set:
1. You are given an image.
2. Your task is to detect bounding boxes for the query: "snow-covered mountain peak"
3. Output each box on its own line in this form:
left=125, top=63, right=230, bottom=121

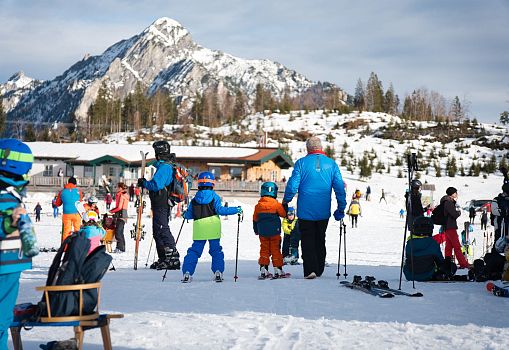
left=5, top=71, right=35, bottom=90
left=142, top=17, right=190, bottom=46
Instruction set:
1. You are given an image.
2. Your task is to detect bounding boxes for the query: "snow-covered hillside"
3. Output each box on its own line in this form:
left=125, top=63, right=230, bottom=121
left=14, top=172, right=508, bottom=349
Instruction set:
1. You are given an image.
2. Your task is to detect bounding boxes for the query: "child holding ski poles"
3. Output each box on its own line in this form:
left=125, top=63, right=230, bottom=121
left=253, top=182, right=288, bottom=279
left=181, top=172, right=242, bottom=283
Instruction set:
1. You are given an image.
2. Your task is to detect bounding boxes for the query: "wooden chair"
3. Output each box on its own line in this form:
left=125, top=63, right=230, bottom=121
left=10, top=282, right=123, bottom=350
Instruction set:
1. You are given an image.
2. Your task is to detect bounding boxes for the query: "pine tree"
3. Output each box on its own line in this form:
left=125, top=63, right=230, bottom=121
left=23, top=124, right=36, bottom=142
left=359, top=154, right=372, bottom=178
left=449, top=96, right=464, bottom=121
left=365, top=72, right=384, bottom=112
left=353, top=79, right=365, bottom=111
left=499, top=157, right=508, bottom=171
left=325, top=145, right=335, bottom=159
left=500, top=111, right=509, bottom=125
left=233, top=90, right=246, bottom=122
left=446, top=157, right=457, bottom=177
left=383, top=83, right=398, bottom=114
left=434, top=161, right=441, bottom=177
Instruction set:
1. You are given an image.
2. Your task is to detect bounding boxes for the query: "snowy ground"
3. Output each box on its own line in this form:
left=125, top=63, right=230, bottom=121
left=12, top=173, right=509, bottom=349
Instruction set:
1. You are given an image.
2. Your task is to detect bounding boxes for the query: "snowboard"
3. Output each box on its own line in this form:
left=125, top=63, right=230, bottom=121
left=486, top=282, right=509, bottom=297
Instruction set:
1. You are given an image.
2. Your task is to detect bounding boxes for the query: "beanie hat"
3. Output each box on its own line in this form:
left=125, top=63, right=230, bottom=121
left=306, top=137, right=322, bottom=152
left=412, top=216, right=434, bottom=236
left=68, top=176, right=77, bottom=185
left=446, top=187, right=457, bottom=196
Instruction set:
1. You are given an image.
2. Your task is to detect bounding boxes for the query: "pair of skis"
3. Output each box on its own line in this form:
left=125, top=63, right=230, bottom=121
left=258, top=272, right=292, bottom=280
left=133, top=151, right=148, bottom=270
left=341, top=275, right=423, bottom=298
left=486, top=282, right=509, bottom=298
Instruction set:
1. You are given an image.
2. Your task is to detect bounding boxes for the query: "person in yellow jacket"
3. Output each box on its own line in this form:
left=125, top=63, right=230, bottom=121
left=282, top=207, right=301, bottom=265
left=348, top=199, right=362, bottom=228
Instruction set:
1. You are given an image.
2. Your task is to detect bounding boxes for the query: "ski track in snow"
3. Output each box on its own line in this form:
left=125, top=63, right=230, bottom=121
left=13, top=174, right=509, bottom=349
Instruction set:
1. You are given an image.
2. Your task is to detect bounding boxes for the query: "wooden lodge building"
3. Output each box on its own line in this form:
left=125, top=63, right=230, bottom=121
left=26, top=142, right=293, bottom=188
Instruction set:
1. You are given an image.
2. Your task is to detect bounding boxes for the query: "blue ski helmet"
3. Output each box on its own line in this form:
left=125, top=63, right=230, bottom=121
left=287, top=207, right=295, bottom=215
left=197, top=171, right=215, bottom=188
left=260, top=182, right=278, bottom=198
left=0, top=139, right=33, bottom=176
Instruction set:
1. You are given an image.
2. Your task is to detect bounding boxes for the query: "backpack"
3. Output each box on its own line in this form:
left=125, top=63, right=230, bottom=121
left=431, top=203, right=446, bottom=226
left=39, top=231, right=112, bottom=318
left=167, top=162, right=191, bottom=207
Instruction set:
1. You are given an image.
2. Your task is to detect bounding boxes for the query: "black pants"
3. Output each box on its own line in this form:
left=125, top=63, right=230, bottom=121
left=35, top=213, right=41, bottom=222
left=298, top=219, right=329, bottom=277
left=153, top=207, right=176, bottom=259
left=481, top=220, right=487, bottom=231
left=351, top=215, right=358, bottom=228
left=115, top=219, right=126, bottom=251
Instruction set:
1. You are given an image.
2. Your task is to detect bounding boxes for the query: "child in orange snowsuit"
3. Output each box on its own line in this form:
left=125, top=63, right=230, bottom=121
left=253, top=182, right=287, bottom=278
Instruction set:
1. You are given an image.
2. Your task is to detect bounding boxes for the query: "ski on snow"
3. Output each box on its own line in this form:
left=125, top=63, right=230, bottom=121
left=486, top=282, right=509, bottom=298
left=340, top=280, right=394, bottom=298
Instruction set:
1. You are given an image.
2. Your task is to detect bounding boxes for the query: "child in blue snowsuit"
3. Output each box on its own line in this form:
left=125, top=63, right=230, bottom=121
left=181, top=172, right=242, bottom=282
left=0, top=139, right=38, bottom=349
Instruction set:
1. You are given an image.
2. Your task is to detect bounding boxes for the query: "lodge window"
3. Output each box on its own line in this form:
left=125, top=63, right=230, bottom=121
left=109, top=167, right=117, bottom=177
left=209, top=166, right=221, bottom=177
left=43, top=165, right=53, bottom=177
left=84, top=166, right=94, bottom=178
left=230, top=167, right=242, bottom=180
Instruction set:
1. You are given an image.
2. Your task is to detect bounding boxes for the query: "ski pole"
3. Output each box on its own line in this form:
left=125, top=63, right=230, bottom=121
left=336, top=220, right=343, bottom=280
left=234, top=212, right=243, bottom=282
left=145, top=237, right=154, bottom=268
left=343, top=220, right=348, bottom=278
left=162, top=218, right=186, bottom=282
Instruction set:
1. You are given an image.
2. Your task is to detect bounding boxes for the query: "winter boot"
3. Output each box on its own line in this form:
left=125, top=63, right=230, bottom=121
left=182, top=272, right=192, bottom=283
left=214, top=270, right=224, bottom=282
left=158, top=247, right=181, bottom=270
left=259, top=265, right=270, bottom=279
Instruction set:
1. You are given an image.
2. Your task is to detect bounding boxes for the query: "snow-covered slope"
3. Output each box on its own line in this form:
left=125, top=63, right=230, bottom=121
left=5, top=17, right=345, bottom=124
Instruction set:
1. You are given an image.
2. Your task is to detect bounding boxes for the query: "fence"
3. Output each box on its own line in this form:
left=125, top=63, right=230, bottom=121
left=29, top=176, right=94, bottom=188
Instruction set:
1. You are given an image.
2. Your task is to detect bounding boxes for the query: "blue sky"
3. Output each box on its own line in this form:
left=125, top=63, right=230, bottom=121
left=1, top=0, right=508, bottom=122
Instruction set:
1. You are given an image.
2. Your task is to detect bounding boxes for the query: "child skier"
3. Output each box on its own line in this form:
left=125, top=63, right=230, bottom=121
left=282, top=207, right=300, bottom=265
left=181, top=172, right=242, bottom=282
left=0, top=139, right=38, bottom=349
left=80, top=210, right=106, bottom=255
left=253, top=182, right=288, bottom=278
left=347, top=198, right=361, bottom=228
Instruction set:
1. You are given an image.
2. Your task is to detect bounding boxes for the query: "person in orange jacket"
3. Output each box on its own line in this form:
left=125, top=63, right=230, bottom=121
left=109, top=183, right=129, bottom=253
left=55, top=176, right=83, bottom=242
left=253, top=182, right=287, bottom=279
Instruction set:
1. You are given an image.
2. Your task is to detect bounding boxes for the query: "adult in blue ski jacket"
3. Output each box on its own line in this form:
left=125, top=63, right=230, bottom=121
left=283, top=137, right=346, bottom=279
left=138, top=141, right=180, bottom=271
left=0, top=139, right=38, bottom=349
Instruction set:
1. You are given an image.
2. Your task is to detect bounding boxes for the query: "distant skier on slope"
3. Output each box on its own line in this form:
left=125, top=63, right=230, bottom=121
left=347, top=198, right=361, bottom=228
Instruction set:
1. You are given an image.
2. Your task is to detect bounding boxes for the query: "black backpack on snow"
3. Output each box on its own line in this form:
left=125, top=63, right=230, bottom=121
left=431, top=203, right=447, bottom=226
left=39, top=231, right=112, bottom=318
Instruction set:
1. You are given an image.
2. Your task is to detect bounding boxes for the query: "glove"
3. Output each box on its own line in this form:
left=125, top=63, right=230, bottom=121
left=333, top=209, right=345, bottom=221
left=137, top=178, right=145, bottom=188
left=236, top=206, right=243, bottom=214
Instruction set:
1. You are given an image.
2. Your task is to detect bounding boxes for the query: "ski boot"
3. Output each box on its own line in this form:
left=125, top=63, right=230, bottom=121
left=214, top=271, right=224, bottom=282
left=274, top=267, right=284, bottom=279
left=259, top=265, right=270, bottom=279
left=182, top=272, right=192, bottom=283
left=158, top=247, right=181, bottom=270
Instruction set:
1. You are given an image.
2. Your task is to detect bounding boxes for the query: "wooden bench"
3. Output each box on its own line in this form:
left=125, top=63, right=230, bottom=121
left=10, top=282, right=123, bottom=350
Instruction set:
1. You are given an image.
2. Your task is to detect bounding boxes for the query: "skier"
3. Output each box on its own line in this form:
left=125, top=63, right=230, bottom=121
left=79, top=210, right=106, bottom=255
left=480, top=209, right=488, bottom=231
left=83, top=196, right=100, bottom=215
left=491, top=182, right=509, bottom=244
left=55, top=176, right=83, bottom=242
left=129, top=183, right=135, bottom=202
left=282, top=207, right=300, bottom=265
left=34, top=202, right=42, bottom=222
left=109, top=183, right=129, bottom=253
left=405, top=180, right=426, bottom=234
left=181, top=172, right=242, bottom=282
left=379, top=189, right=387, bottom=204
left=105, top=192, right=113, bottom=210
left=282, top=137, right=346, bottom=279
left=51, top=195, right=59, bottom=218
left=254, top=182, right=287, bottom=278
left=138, top=140, right=180, bottom=270
left=365, top=185, right=371, bottom=201
left=347, top=198, right=361, bottom=228
left=0, top=139, right=38, bottom=350
left=469, top=206, right=476, bottom=224
left=399, top=209, right=405, bottom=219
left=403, top=217, right=446, bottom=281
left=441, top=187, right=470, bottom=269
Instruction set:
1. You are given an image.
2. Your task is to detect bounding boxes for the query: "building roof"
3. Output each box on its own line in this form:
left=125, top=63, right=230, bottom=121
left=27, top=142, right=293, bottom=168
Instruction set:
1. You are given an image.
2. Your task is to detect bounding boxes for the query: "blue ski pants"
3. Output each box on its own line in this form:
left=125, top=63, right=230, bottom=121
left=0, top=272, right=21, bottom=350
left=182, top=239, right=224, bottom=275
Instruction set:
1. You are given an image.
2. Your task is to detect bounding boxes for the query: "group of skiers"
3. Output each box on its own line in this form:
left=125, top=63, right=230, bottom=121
left=403, top=178, right=509, bottom=282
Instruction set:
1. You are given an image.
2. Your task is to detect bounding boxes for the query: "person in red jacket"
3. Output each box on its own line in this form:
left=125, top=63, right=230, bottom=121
left=105, top=192, right=113, bottom=210
left=253, top=182, right=287, bottom=279
left=109, top=183, right=129, bottom=253
left=441, top=187, right=470, bottom=269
